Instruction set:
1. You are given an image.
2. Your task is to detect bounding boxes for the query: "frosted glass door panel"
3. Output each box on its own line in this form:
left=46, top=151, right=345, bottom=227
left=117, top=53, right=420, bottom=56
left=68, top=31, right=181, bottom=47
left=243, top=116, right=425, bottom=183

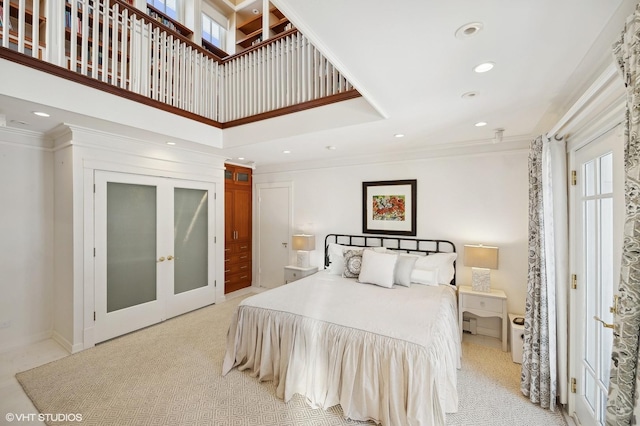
left=174, top=188, right=208, bottom=294
left=107, top=182, right=157, bottom=312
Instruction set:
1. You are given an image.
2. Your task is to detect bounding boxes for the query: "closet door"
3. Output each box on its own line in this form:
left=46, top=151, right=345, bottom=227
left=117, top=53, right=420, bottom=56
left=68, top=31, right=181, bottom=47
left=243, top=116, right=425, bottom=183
left=166, top=183, right=217, bottom=319
left=94, top=171, right=216, bottom=343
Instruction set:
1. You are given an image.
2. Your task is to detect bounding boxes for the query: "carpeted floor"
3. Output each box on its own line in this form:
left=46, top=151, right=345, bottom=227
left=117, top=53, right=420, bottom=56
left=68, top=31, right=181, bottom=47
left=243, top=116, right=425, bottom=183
left=16, top=295, right=567, bottom=425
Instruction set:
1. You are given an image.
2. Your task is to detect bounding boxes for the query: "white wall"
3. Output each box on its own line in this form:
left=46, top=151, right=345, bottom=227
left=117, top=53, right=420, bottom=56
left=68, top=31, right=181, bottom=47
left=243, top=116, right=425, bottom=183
left=254, top=149, right=530, bottom=330
left=0, top=130, right=54, bottom=353
left=0, top=124, right=228, bottom=354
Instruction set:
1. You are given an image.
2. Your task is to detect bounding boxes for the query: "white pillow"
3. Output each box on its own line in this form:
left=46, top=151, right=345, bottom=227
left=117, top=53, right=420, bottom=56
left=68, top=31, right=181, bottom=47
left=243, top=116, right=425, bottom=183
left=414, top=252, right=457, bottom=284
left=357, top=250, right=398, bottom=288
left=394, top=254, right=418, bottom=287
left=411, top=268, right=439, bottom=286
left=327, top=243, right=355, bottom=274
left=327, top=243, right=386, bottom=275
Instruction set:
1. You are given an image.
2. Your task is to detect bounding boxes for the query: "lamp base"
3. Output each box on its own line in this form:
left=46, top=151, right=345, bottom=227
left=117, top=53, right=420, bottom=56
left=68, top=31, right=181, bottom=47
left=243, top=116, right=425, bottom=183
left=471, top=267, right=491, bottom=292
left=296, top=251, right=310, bottom=268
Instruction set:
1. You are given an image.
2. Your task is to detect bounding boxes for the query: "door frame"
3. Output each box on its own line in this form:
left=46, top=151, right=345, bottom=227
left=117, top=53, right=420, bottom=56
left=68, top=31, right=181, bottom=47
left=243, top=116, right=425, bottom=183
left=93, top=171, right=219, bottom=343
left=81, top=158, right=225, bottom=350
left=255, top=181, right=293, bottom=288
left=568, top=123, right=625, bottom=422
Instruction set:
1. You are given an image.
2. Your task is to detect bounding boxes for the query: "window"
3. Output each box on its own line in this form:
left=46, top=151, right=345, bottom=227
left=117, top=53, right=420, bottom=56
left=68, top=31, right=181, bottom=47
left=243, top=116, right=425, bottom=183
left=202, top=13, right=225, bottom=49
left=148, top=0, right=178, bottom=20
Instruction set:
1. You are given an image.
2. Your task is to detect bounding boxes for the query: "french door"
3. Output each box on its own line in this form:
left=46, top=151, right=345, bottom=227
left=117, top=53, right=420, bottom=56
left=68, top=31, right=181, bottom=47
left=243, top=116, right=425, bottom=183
left=94, top=171, right=217, bottom=343
left=573, top=127, right=623, bottom=425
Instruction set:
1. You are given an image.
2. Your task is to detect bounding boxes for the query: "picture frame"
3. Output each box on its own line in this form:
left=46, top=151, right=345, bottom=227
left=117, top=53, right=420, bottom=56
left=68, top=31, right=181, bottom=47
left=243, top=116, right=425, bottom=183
left=362, top=179, right=417, bottom=236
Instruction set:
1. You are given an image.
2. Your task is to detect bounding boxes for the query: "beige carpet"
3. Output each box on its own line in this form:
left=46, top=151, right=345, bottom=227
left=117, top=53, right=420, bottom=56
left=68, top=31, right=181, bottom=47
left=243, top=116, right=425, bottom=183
left=17, top=295, right=567, bottom=425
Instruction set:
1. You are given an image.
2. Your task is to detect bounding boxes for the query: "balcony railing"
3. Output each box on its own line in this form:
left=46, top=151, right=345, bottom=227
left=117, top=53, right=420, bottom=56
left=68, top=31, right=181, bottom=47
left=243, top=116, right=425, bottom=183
left=0, top=0, right=358, bottom=125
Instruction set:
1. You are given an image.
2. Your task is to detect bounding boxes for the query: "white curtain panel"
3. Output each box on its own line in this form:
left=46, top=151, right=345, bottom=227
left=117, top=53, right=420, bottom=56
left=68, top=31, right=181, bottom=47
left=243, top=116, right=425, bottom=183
left=607, top=4, right=640, bottom=424
left=545, top=138, right=569, bottom=405
left=521, top=135, right=569, bottom=410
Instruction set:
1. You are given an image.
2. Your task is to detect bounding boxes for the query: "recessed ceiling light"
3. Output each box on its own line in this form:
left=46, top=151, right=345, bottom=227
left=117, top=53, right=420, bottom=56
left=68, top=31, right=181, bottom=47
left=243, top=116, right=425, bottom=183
left=238, top=157, right=245, bottom=160
left=394, top=133, right=405, bottom=138
left=283, top=150, right=291, bottom=154
left=166, top=141, right=176, bottom=145
left=326, top=146, right=336, bottom=150
left=475, top=121, right=487, bottom=127
left=474, top=62, right=495, bottom=73
left=461, top=91, right=479, bottom=99
left=32, top=111, right=50, bottom=117
left=455, top=22, right=483, bottom=39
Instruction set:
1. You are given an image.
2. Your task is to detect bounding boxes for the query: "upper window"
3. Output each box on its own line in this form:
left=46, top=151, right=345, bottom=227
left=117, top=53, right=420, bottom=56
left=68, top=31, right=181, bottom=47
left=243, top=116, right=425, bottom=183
left=202, top=13, right=225, bottom=49
left=148, top=0, right=178, bottom=20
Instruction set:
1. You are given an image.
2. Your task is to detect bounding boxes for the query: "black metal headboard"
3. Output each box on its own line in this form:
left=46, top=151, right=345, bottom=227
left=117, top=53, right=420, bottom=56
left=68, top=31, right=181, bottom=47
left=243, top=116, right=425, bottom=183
left=324, top=233, right=457, bottom=285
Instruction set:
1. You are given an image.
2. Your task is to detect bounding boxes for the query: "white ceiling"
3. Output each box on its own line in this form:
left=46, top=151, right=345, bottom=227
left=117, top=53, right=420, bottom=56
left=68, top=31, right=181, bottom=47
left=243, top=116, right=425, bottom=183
left=223, top=0, right=636, bottom=170
left=0, top=0, right=636, bottom=171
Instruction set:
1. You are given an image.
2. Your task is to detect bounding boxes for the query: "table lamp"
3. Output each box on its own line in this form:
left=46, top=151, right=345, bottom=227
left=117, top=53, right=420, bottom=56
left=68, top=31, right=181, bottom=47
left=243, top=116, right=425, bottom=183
left=463, top=244, right=499, bottom=292
left=292, top=234, right=315, bottom=268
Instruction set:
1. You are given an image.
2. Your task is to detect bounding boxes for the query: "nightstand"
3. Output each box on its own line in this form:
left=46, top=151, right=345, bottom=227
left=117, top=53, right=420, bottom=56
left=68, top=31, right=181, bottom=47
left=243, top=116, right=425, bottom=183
left=458, top=285, right=508, bottom=351
left=284, top=265, right=318, bottom=283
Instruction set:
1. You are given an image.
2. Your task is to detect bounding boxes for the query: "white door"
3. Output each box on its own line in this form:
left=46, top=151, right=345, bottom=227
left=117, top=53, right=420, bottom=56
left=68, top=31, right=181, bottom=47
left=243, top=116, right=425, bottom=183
left=94, top=171, right=217, bottom=342
left=572, top=127, right=624, bottom=425
left=256, top=183, right=292, bottom=289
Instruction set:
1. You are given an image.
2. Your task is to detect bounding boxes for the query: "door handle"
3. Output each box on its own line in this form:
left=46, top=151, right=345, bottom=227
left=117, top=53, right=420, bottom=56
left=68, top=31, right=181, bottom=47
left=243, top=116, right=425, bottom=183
left=594, top=316, right=614, bottom=329
left=282, top=242, right=287, bottom=248
left=167, top=255, right=174, bottom=261
left=158, top=256, right=165, bottom=262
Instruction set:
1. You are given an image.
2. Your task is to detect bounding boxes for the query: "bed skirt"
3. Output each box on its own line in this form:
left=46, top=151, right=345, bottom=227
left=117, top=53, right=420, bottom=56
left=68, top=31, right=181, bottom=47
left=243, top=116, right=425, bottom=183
left=222, top=300, right=459, bottom=426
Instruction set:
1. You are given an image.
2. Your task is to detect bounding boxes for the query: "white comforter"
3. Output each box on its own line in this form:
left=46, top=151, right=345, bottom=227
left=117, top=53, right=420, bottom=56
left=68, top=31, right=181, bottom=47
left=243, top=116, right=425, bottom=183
left=222, top=271, right=461, bottom=426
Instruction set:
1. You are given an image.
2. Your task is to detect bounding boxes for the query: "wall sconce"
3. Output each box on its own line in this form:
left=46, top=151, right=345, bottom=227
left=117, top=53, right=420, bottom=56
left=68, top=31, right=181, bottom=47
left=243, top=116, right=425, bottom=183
left=464, top=244, right=499, bottom=292
left=292, top=234, right=315, bottom=268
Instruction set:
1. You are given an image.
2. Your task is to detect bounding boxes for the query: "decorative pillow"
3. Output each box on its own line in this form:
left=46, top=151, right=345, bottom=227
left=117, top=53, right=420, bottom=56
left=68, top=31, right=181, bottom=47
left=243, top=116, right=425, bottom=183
left=343, top=249, right=364, bottom=278
left=411, top=267, right=439, bottom=286
left=414, top=252, right=457, bottom=284
left=358, top=250, right=398, bottom=288
left=328, top=243, right=386, bottom=275
left=327, top=244, right=357, bottom=274
left=394, top=254, right=418, bottom=287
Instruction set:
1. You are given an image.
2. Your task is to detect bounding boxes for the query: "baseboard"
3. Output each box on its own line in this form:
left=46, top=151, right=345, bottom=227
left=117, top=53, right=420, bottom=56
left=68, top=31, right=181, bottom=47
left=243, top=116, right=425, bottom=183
left=0, top=330, right=54, bottom=354
left=477, top=326, right=501, bottom=339
left=462, top=314, right=501, bottom=339
left=51, top=331, right=82, bottom=354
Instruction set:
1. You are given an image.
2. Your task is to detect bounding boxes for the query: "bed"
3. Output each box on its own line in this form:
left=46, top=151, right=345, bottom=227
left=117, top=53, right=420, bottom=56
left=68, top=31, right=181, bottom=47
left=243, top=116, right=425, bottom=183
left=222, top=234, right=461, bottom=426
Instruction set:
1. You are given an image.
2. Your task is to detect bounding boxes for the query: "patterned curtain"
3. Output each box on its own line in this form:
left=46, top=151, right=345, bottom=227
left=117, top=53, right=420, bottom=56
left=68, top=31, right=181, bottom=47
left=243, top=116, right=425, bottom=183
left=521, top=135, right=558, bottom=410
left=606, top=4, right=640, bottom=424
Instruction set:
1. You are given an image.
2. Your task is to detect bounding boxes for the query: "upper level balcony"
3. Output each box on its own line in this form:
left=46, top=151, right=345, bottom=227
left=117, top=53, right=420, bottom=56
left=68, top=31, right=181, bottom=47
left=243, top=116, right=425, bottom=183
left=0, top=0, right=364, bottom=138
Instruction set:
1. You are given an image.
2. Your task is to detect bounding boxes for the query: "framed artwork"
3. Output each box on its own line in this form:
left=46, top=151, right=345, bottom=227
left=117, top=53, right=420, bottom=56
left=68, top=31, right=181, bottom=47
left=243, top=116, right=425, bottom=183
left=362, top=179, right=417, bottom=236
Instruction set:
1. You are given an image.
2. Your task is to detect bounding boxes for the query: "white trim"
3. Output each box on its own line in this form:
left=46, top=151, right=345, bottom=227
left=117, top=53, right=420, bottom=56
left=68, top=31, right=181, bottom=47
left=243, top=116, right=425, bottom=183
left=254, top=138, right=531, bottom=175
left=0, top=330, right=55, bottom=355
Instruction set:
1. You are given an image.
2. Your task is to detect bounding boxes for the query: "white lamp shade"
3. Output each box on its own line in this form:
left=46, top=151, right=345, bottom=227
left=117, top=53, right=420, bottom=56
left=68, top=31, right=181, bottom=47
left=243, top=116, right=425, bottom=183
left=463, top=245, right=499, bottom=269
left=292, top=234, right=315, bottom=251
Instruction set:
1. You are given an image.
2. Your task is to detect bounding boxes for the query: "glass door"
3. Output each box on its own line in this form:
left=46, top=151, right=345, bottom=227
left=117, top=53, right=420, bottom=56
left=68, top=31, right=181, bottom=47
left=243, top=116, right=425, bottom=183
left=573, top=128, right=623, bottom=425
left=94, top=171, right=216, bottom=343
left=166, top=183, right=217, bottom=319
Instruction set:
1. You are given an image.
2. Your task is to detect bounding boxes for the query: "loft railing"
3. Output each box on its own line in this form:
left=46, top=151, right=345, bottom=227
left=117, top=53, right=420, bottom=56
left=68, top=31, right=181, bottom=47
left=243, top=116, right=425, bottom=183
left=0, top=0, right=357, bottom=124
left=220, top=31, right=353, bottom=122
